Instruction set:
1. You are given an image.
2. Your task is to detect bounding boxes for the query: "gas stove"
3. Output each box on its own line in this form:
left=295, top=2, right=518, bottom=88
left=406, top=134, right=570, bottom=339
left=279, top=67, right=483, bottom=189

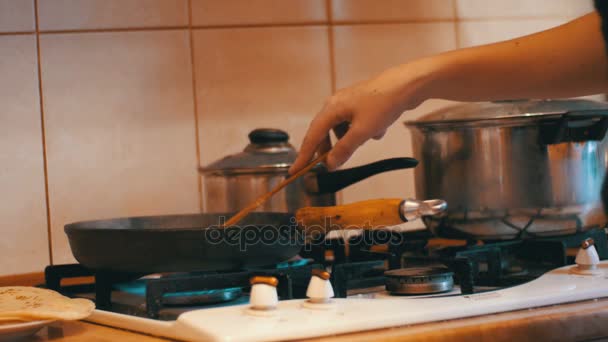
left=44, top=228, right=608, bottom=341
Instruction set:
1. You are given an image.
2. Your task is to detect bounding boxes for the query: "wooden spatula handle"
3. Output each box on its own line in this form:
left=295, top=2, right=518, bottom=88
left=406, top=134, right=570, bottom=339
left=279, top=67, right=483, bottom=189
left=295, top=198, right=404, bottom=232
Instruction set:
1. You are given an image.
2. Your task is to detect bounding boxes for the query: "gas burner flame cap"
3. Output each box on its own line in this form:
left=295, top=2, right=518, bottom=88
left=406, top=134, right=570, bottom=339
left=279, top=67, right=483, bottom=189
left=385, top=266, right=453, bottom=278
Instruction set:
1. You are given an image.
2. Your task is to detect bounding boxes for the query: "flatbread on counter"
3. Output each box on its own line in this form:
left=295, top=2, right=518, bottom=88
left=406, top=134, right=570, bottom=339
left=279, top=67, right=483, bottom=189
left=0, top=286, right=94, bottom=322
left=0, top=316, right=28, bottom=324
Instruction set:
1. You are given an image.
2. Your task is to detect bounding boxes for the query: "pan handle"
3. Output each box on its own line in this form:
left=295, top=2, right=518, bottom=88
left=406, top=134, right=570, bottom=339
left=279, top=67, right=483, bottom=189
left=296, top=198, right=447, bottom=233
left=311, top=157, right=419, bottom=194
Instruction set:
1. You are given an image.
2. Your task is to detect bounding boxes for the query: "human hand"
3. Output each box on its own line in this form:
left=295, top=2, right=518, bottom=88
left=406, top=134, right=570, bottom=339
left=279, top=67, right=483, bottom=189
left=289, top=61, right=434, bottom=174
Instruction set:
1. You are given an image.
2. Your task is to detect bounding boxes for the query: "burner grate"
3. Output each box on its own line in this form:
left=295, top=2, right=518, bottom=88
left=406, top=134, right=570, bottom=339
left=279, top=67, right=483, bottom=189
left=330, top=228, right=607, bottom=296
left=419, top=228, right=607, bottom=293
left=330, top=260, right=386, bottom=298
left=45, top=263, right=323, bottom=319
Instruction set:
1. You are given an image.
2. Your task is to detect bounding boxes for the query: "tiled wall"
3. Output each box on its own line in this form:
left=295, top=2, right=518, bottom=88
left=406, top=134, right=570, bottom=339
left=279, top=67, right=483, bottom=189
left=0, top=0, right=596, bottom=276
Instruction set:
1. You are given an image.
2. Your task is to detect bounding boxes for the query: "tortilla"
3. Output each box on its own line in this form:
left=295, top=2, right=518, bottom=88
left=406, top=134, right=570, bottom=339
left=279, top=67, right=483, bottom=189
left=0, top=287, right=94, bottom=321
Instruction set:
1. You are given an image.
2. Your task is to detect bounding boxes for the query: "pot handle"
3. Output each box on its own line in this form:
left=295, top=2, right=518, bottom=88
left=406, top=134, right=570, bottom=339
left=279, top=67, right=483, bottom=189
left=539, top=110, right=608, bottom=145
left=313, top=157, right=418, bottom=194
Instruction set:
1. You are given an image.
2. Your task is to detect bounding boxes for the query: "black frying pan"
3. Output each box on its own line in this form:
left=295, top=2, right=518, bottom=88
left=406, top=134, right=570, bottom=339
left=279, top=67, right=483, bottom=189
left=65, top=212, right=301, bottom=273
left=65, top=196, right=440, bottom=273
left=66, top=157, right=421, bottom=273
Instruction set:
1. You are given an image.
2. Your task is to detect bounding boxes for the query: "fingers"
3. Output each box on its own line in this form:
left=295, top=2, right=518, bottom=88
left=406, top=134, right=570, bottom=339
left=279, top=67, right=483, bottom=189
left=289, top=105, right=346, bottom=174
left=326, top=126, right=368, bottom=170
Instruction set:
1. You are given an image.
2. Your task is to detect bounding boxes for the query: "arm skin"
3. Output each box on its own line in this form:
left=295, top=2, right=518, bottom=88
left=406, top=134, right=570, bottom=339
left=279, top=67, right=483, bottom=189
left=289, top=12, right=608, bottom=174
left=431, top=12, right=608, bottom=101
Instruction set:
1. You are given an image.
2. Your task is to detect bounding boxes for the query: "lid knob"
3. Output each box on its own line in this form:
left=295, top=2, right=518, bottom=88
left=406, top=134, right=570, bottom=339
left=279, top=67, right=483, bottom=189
left=248, top=128, right=289, bottom=144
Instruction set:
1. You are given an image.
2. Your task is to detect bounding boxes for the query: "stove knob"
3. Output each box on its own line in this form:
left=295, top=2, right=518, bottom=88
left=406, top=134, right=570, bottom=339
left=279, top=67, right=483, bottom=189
left=574, top=238, right=601, bottom=275
left=249, top=276, right=278, bottom=311
left=306, top=269, right=334, bottom=304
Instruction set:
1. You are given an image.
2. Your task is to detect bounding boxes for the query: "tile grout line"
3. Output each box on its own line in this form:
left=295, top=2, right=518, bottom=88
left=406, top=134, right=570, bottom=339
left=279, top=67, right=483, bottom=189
left=0, top=31, right=35, bottom=36
left=330, top=18, right=457, bottom=25
left=187, top=0, right=204, bottom=212
left=452, top=0, right=461, bottom=49
left=39, top=25, right=189, bottom=35
left=33, top=0, right=53, bottom=265
left=6, top=15, right=574, bottom=37
left=326, top=0, right=337, bottom=93
left=326, top=0, right=345, bottom=206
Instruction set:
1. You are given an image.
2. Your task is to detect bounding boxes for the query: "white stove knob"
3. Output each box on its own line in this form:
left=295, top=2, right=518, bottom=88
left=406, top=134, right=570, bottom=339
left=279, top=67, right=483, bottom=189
left=249, top=276, right=279, bottom=311
left=306, top=269, right=334, bottom=304
left=574, top=238, right=601, bottom=275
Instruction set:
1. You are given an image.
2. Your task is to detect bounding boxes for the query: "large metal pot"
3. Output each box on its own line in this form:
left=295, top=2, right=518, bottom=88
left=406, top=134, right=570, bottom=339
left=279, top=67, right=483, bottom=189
left=405, top=99, right=608, bottom=240
left=199, top=128, right=418, bottom=213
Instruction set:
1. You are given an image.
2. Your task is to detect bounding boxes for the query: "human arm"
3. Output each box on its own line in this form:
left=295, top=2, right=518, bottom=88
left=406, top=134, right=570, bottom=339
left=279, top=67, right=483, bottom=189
left=289, top=12, right=608, bottom=173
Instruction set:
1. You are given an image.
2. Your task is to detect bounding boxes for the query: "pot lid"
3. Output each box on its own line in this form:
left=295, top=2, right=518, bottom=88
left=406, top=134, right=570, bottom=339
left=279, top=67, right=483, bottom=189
left=405, top=99, right=608, bottom=127
left=200, top=128, right=297, bottom=173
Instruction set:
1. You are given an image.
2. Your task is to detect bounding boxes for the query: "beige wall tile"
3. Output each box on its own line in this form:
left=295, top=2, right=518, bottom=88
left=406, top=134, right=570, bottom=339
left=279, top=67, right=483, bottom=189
left=334, top=23, right=457, bottom=86
left=0, top=35, right=49, bottom=275
left=455, top=0, right=594, bottom=20
left=331, top=0, right=454, bottom=22
left=457, top=19, right=565, bottom=47
left=192, top=26, right=332, bottom=192
left=333, top=23, right=458, bottom=229
left=38, top=0, right=188, bottom=30
left=0, top=0, right=34, bottom=32
left=40, top=30, right=199, bottom=264
left=191, top=0, right=327, bottom=26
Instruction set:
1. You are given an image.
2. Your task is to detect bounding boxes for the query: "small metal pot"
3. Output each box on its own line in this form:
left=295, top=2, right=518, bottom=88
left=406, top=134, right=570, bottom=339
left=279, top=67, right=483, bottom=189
left=199, top=128, right=418, bottom=213
left=404, top=99, right=608, bottom=240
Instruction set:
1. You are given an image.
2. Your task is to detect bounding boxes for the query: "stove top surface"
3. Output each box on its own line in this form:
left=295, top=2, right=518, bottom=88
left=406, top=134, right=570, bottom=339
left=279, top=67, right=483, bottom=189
left=86, top=260, right=608, bottom=342
left=44, top=228, right=607, bottom=328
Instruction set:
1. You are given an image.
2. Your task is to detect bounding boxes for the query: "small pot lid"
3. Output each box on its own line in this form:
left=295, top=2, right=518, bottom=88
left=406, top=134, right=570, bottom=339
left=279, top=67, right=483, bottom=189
left=405, top=99, right=608, bottom=127
left=200, top=128, right=297, bottom=174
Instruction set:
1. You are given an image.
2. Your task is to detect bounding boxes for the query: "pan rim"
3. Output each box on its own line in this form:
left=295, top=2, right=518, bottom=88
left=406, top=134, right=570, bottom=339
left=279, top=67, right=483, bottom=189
left=63, top=212, right=297, bottom=233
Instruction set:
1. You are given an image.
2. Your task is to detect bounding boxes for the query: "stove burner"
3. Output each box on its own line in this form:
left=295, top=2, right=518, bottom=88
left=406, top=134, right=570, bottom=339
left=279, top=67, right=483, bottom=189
left=384, top=267, right=454, bottom=295
left=113, top=280, right=242, bottom=306
left=163, top=288, right=242, bottom=306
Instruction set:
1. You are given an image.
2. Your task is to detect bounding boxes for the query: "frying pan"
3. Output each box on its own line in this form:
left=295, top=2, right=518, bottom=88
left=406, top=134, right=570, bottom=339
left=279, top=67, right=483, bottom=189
left=65, top=199, right=446, bottom=273
left=65, top=212, right=299, bottom=273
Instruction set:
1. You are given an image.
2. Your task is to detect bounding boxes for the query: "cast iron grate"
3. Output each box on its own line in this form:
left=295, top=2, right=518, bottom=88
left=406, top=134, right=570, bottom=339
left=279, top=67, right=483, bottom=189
left=44, top=263, right=324, bottom=319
